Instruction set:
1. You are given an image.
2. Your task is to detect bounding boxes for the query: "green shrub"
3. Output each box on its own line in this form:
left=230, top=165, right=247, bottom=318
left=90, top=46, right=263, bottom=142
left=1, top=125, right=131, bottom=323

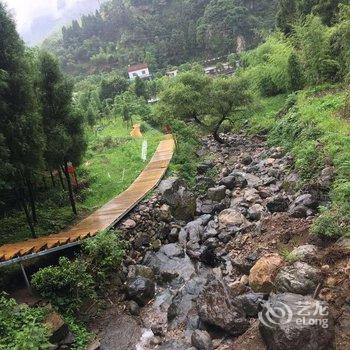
left=0, top=294, right=51, bottom=350
left=82, top=230, right=126, bottom=289
left=288, top=53, right=304, bottom=92
left=32, top=257, right=96, bottom=314
left=259, top=75, right=282, bottom=97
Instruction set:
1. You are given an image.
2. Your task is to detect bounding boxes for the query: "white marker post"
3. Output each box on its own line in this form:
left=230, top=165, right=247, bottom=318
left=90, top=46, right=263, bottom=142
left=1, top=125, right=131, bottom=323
left=141, top=140, right=148, bottom=162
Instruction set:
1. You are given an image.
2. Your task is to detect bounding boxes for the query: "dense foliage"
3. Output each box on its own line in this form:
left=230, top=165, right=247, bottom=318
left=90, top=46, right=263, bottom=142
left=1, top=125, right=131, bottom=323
left=42, top=0, right=278, bottom=76
left=0, top=294, right=51, bottom=350
left=32, top=230, right=126, bottom=313
left=0, top=4, right=87, bottom=238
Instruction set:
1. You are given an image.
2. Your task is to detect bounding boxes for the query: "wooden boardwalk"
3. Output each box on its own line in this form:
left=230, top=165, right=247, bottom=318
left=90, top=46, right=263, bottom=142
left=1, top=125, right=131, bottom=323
left=0, top=135, right=175, bottom=265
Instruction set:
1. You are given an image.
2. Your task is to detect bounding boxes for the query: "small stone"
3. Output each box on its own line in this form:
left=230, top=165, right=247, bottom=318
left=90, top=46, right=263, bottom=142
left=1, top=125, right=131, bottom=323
left=123, top=219, right=137, bottom=229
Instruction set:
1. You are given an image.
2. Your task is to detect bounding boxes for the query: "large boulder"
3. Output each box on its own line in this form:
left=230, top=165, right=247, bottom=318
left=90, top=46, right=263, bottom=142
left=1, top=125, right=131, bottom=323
left=290, top=245, right=318, bottom=262
left=275, top=262, right=322, bottom=295
left=143, top=244, right=195, bottom=283
left=191, top=330, right=213, bottom=350
left=127, top=276, right=155, bottom=306
left=197, top=276, right=249, bottom=336
left=158, top=177, right=196, bottom=221
left=249, top=253, right=284, bottom=293
left=259, top=293, right=335, bottom=350
left=167, top=277, right=207, bottom=329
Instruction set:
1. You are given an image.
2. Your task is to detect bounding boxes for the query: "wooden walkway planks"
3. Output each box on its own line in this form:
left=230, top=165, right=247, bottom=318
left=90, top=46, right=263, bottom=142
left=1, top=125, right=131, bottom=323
left=0, top=135, right=175, bottom=264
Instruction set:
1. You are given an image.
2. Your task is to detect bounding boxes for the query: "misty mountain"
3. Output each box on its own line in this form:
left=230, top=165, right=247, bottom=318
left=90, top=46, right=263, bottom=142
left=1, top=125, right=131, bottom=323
left=21, top=0, right=103, bottom=45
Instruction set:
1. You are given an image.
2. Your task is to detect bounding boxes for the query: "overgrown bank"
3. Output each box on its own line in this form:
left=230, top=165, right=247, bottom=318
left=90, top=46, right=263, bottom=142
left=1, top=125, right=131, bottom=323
left=238, top=87, right=350, bottom=238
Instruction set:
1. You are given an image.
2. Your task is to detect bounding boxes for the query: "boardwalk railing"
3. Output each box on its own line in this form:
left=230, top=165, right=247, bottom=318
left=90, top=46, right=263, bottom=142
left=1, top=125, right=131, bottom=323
left=0, top=135, right=175, bottom=267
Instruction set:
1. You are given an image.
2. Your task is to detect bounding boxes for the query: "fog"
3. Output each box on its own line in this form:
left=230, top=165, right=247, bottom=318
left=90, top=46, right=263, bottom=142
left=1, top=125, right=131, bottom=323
left=3, top=0, right=101, bottom=45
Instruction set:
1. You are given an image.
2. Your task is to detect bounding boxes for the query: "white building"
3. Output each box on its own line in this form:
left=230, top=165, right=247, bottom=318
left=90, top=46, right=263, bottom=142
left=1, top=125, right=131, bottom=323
left=128, top=63, right=151, bottom=80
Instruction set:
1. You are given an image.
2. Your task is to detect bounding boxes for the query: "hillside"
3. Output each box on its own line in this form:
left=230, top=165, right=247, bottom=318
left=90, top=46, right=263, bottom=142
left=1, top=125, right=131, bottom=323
left=42, top=0, right=278, bottom=76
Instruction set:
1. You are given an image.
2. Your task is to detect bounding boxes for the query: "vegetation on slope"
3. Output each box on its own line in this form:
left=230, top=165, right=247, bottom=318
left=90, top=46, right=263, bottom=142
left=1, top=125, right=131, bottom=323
left=42, top=0, right=278, bottom=76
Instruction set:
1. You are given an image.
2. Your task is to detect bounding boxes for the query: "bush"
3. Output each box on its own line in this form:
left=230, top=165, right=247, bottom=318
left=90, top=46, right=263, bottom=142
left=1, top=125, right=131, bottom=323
left=259, top=75, right=282, bottom=97
left=82, top=230, right=126, bottom=289
left=0, top=294, right=51, bottom=349
left=32, top=257, right=96, bottom=314
left=288, top=53, right=304, bottom=91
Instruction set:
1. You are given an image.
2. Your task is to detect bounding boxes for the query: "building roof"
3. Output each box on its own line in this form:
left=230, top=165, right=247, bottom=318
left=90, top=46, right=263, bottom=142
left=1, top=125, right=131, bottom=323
left=128, top=63, right=148, bottom=73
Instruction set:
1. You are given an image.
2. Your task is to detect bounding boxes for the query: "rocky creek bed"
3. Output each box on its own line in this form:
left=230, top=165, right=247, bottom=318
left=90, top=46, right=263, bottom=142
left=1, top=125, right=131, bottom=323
left=89, top=133, right=350, bottom=350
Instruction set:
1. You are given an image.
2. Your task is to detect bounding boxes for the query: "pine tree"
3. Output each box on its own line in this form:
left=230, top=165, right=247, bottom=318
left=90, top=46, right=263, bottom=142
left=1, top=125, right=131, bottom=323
left=37, top=51, right=86, bottom=215
left=0, top=4, right=44, bottom=237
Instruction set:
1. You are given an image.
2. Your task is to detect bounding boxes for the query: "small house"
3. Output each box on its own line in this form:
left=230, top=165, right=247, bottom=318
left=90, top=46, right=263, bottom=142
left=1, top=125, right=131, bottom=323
left=128, top=63, right=151, bottom=80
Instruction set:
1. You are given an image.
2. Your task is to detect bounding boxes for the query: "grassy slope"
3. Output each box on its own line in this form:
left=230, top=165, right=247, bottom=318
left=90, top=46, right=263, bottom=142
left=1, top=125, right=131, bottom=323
left=0, top=119, right=162, bottom=245
left=242, top=86, right=350, bottom=237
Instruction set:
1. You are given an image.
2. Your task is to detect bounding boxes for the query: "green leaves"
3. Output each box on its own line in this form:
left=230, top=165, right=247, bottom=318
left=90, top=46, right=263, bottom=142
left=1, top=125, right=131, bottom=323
left=0, top=294, right=51, bottom=350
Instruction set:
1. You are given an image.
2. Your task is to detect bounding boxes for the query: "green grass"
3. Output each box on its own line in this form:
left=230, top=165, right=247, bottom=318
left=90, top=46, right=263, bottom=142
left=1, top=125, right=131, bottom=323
left=265, top=86, right=350, bottom=237
left=0, top=118, right=162, bottom=245
left=81, top=119, right=162, bottom=209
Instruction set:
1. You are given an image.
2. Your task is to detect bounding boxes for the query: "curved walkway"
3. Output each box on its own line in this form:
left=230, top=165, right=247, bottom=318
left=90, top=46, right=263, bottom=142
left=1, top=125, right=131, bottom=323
left=0, top=135, right=175, bottom=266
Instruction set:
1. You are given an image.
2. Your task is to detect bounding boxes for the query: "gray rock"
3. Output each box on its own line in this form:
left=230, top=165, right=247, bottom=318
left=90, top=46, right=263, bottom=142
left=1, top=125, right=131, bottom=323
left=259, top=293, right=335, bottom=350
left=248, top=204, right=264, bottom=221
left=219, top=175, right=237, bottom=190
left=159, top=243, right=184, bottom=258
left=127, top=276, right=155, bottom=306
left=207, top=185, right=226, bottom=202
left=289, top=205, right=308, bottom=218
left=191, top=330, right=213, bottom=350
left=229, top=171, right=248, bottom=188
left=197, top=276, right=249, bottom=336
left=143, top=245, right=195, bottom=283
left=233, top=293, right=266, bottom=317
left=291, top=245, right=318, bottom=262
left=158, top=177, right=196, bottom=221
left=293, top=194, right=319, bottom=209
left=266, top=196, right=290, bottom=213
left=275, top=262, right=322, bottom=295
left=168, top=276, right=207, bottom=328
left=127, top=264, right=155, bottom=281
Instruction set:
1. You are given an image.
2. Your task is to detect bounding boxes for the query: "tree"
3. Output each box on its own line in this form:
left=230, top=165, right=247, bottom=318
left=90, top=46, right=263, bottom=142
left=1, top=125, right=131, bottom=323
left=37, top=51, right=86, bottom=215
left=158, top=70, right=211, bottom=125
left=294, top=15, right=335, bottom=84
left=99, top=74, right=129, bottom=101
left=276, top=0, right=298, bottom=35
left=0, top=4, right=44, bottom=237
left=134, top=76, right=147, bottom=99
left=287, top=52, right=305, bottom=91
left=208, top=77, right=252, bottom=143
